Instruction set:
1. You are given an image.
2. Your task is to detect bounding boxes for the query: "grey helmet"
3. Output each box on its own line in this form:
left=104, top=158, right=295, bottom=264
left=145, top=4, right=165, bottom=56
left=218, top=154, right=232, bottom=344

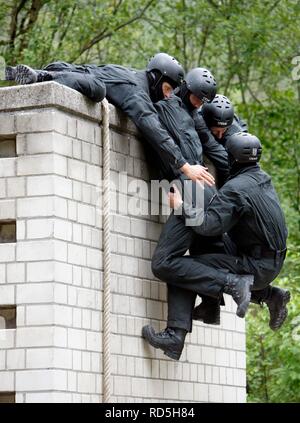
left=202, top=94, right=234, bottom=127
left=185, top=67, right=217, bottom=103
left=226, top=132, right=262, bottom=164
left=147, top=52, right=184, bottom=86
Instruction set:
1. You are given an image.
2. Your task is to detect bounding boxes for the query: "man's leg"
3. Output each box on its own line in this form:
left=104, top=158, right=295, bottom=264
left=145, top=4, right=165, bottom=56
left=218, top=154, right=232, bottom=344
left=189, top=235, right=225, bottom=325
left=143, top=211, right=197, bottom=360
left=151, top=211, right=196, bottom=332
left=144, top=186, right=245, bottom=359
left=5, top=62, right=106, bottom=102
left=167, top=285, right=196, bottom=332
left=185, top=182, right=225, bottom=324
left=153, top=249, right=228, bottom=297
left=198, top=252, right=290, bottom=331
left=152, top=181, right=230, bottom=300
left=153, top=250, right=254, bottom=315
left=143, top=183, right=220, bottom=359
left=4, top=61, right=75, bottom=83
left=43, top=61, right=85, bottom=73
left=144, top=211, right=252, bottom=360
left=191, top=233, right=239, bottom=324
left=53, top=72, right=106, bottom=102
left=144, top=248, right=253, bottom=360
left=142, top=284, right=196, bottom=361
left=250, top=256, right=290, bottom=331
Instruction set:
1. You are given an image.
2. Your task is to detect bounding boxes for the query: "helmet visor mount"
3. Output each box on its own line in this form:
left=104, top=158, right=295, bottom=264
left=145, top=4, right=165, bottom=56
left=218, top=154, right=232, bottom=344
left=151, top=71, right=163, bottom=90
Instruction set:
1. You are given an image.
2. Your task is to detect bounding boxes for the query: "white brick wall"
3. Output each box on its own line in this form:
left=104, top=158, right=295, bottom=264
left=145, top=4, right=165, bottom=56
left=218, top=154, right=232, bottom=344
left=0, top=82, right=246, bottom=403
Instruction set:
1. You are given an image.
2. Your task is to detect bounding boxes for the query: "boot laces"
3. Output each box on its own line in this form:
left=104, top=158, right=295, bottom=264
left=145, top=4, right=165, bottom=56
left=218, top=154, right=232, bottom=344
left=232, top=286, right=240, bottom=299
left=225, top=282, right=241, bottom=300
left=227, top=281, right=240, bottom=300
left=159, top=328, right=175, bottom=338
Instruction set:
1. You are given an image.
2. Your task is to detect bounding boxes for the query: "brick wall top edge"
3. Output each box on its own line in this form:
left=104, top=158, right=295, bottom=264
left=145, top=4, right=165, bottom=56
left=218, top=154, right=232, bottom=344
left=0, top=81, right=101, bottom=121
left=0, top=82, right=140, bottom=136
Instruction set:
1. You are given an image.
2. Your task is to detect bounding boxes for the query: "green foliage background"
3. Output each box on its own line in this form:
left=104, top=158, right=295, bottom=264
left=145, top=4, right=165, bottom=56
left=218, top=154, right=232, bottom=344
left=0, top=0, right=299, bottom=403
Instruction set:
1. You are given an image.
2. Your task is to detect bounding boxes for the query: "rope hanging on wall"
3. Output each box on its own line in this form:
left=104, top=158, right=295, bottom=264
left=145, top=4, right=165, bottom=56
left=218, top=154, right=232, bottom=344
left=102, top=98, right=112, bottom=403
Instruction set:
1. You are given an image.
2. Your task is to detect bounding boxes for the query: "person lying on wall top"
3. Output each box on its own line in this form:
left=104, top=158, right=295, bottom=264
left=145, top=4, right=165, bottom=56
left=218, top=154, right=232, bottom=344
left=4, top=53, right=213, bottom=187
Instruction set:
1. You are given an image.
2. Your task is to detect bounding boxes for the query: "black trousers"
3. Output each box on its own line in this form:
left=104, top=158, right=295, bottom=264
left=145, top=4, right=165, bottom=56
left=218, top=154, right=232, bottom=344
left=153, top=180, right=224, bottom=332
left=42, top=61, right=106, bottom=102
left=152, top=212, right=285, bottom=332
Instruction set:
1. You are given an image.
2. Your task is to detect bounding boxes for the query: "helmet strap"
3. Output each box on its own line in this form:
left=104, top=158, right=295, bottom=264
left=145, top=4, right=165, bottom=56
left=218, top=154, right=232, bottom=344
left=177, top=83, right=194, bottom=112
left=150, top=71, right=163, bottom=90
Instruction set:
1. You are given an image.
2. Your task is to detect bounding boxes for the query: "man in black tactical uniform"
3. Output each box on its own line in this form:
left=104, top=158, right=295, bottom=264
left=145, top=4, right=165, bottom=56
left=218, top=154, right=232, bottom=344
left=5, top=54, right=213, bottom=186
left=143, top=132, right=290, bottom=360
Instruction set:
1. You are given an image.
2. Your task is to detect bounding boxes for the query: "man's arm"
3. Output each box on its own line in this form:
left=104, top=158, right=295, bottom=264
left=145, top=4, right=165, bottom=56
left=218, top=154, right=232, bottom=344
left=120, top=88, right=214, bottom=184
left=194, top=188, right=243, bottom=236
left=122, top=88, right=186, bottom=166
left=170, top=184, right=244, bottom=236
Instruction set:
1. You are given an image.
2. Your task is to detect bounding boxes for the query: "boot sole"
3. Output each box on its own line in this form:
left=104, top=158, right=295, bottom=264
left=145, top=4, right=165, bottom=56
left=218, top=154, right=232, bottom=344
left=237, top=276, right=254, bottom=318
left=142, top=326, right=181, bottom=361
left=270, top=290, right=290, bottom=331
left=193, top=315, right=221, bottom=325
left=164, top=350, right=181, bottom=360
left=15, top=64, right=37, bottom=85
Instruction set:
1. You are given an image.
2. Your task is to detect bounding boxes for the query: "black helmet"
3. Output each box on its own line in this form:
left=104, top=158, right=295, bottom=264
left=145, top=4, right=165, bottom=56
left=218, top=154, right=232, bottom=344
left=147, top=52, right=184, bottom=86
left=202, top=94, right=234, bottom=127
left=185, top=67, right=217, bottom=103
left=226, top=132, right=262, bottom=163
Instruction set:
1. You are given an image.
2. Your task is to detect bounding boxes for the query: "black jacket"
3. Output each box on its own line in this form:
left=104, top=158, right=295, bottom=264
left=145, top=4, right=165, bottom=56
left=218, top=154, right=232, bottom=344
left=87, top=64, right=188, bottom=170
left=185, top=165, right=288, bottom=254
left=152, top=94, right=228, bottom=181
left=47, top=61, right=189, bottom=171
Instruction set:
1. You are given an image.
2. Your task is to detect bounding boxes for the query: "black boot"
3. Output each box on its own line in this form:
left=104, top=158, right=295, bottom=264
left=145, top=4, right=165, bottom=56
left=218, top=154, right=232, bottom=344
left=264, top=286, right=290, bottom=331
left=6, top=64, right=54, bottom=85
left=142, top=325, right=186, bottom=360
left=193, top=297, right=221, bottom=325
left=13, top=64, right=38, bottom=84
left=223, top=273, right=254, bottom=318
